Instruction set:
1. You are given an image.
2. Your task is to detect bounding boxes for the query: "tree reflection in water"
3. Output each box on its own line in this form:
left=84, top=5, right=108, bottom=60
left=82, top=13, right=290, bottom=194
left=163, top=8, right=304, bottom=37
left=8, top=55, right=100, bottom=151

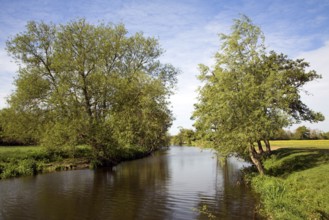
left=0, top=147, right=259, bottom=220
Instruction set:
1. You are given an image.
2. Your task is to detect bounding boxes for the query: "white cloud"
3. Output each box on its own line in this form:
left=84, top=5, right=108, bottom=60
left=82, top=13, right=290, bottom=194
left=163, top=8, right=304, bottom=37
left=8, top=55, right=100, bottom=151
left=0, top=48, right=17, bottom=108
left=0, top=49, right=17, bottom=73
left=162, top=22, right=221, bottom=135
left=292, top=41, right=329, bottom=132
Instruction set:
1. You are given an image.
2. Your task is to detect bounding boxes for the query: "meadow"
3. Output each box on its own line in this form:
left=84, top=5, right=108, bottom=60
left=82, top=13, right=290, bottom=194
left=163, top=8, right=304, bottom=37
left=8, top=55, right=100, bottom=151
left=270, top=139, right=329, bottom=149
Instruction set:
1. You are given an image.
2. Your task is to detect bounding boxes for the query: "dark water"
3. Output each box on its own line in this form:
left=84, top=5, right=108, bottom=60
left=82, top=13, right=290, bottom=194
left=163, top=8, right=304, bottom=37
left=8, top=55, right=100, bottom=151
left=0, top=147, right=259, bottom=220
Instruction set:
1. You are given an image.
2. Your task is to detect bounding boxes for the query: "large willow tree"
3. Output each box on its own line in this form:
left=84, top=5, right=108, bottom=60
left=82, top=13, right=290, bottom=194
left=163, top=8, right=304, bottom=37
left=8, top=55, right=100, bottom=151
left=3, top=19, right=177, bottom=161
left=193, top=15, right=324, bottom=174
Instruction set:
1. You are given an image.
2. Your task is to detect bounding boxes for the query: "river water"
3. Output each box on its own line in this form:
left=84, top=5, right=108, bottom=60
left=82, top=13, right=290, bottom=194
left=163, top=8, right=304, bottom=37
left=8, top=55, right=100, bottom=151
left=0, top=146, right=259, bottom=220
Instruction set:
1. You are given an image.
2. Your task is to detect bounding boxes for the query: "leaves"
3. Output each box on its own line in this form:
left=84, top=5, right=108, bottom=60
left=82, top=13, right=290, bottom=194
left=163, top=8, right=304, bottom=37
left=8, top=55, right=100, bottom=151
left=193, top=15, right=324, bottom=164
left=2, top=19, right=177, bottom=156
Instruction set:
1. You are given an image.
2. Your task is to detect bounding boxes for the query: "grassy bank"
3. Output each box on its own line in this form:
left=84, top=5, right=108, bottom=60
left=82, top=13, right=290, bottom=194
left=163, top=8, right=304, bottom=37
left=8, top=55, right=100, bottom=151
left=0, top=145, right=91, bottom=179
left=0, top=145, right=150, bottom=180
left=249, top=140, right=329, bottom=219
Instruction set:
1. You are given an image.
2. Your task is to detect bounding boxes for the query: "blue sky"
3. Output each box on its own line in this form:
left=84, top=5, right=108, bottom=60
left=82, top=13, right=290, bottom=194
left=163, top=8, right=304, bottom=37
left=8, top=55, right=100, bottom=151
left=1, top=0, right=329, bottom=134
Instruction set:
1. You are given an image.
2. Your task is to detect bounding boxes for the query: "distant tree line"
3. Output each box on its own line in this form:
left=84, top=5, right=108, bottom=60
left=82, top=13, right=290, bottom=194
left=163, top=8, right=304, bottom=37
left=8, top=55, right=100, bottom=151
left=171, top=128, right=196, bottom=146
left=273, top=126, right=329, bottom=140
left=171, top=126, right=329, bottom=146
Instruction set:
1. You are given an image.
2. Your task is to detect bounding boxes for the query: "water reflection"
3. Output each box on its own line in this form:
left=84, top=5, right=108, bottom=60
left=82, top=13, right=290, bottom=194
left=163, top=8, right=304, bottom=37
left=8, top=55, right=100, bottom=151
left=194, top=157, right=258, bottom=220
left=0, top=147, right=258, bottom=220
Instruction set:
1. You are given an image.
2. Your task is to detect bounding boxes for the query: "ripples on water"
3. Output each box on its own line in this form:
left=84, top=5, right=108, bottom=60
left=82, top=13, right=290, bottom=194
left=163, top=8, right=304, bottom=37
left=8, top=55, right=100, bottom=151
left=0, top=146, right=259, bottom=220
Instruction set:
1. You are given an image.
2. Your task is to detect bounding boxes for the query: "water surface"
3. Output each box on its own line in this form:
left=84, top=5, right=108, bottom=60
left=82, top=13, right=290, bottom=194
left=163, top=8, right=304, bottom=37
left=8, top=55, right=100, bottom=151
left=0, top=146, right=258, bottom=219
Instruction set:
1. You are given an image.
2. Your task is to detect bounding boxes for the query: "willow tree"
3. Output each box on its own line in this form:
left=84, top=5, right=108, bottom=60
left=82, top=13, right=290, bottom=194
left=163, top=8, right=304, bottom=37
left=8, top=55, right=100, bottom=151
left=4, top=19, right=177, bottom=161
left=193, top=15, right=324, bottom=174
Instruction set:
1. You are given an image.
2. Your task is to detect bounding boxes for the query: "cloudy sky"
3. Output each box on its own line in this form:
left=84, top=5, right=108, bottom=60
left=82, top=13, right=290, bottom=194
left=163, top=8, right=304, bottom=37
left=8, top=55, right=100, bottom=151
left=0, top=0, right=329, bottom=134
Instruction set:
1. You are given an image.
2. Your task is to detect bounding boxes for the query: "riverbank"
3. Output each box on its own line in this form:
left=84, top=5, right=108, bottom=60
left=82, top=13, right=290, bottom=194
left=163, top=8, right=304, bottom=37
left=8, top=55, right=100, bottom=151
left=0, top=145, right=151, bottom=179
left=248, top=140, right=329, bottom=219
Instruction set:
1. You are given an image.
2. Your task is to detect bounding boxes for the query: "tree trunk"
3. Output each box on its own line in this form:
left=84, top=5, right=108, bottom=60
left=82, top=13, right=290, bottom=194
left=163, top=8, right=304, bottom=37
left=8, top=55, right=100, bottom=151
left=249, top=144, right=265, bottom=175
left=257, top=140, right=264, bottom=154
left=80, top=71, right=93, bottom=119
left=264, top=139, right=271, bottom=154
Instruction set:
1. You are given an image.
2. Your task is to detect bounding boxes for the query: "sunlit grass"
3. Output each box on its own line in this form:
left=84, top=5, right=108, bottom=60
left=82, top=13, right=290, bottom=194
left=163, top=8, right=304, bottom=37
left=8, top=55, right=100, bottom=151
left=251, top=140, right=329, bottom=219
left=270, top=140, right=329, bottom=149
left=0, top=145, right=40, bottom=152
left=253, top=164, right=329, bottom=219
left=0, top=146, right=42, bottom=156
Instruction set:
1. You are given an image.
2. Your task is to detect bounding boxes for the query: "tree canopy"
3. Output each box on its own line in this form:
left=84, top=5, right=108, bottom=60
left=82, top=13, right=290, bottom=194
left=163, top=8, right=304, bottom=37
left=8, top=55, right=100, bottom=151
left=192, top=15, right=324, bottom=174
left=1, top=19, right=177, bottom=163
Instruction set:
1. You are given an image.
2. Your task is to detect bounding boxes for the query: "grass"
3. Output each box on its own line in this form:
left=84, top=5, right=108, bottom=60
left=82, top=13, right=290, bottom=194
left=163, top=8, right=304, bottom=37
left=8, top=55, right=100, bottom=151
left=0, top=145, right=151, bottom=180
left=250, top=140, right=329, bottom=219
left=270, top=140, right=329, bottom=149
left=0, top=146, right=42, bottom=152
left=0, top=145, right=92, bottom=179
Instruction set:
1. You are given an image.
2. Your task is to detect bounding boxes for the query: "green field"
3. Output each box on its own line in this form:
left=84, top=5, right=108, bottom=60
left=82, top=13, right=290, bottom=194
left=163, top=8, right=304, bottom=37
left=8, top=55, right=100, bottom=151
left=250, top=140, right=329, bottom=219
left=270, top=140, right=329, bottom=149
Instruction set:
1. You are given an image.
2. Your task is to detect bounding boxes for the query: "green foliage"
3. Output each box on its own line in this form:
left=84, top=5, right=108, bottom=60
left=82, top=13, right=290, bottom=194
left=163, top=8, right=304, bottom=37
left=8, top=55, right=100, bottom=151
left=293, top=126, right=311, bottom=140
left=0, top=108, right=40, bottom=145
left=193, top=204, right=216, bottom=220
left=321, top=132, right=329, bottom=139
left=271, top=128, right=293, bottom=140
left=171, top=128, right=196, bottom=146
left=3, top=19, right=177, bottom=161
left=41, top=120, right=85, bottom=148
left=0, top=145, right=93, bottom=179
left=271, top=127, right=328, bottom=140
left=193, top=15, right=324, bottom=173
left=0, top=148, right=45, bottom=179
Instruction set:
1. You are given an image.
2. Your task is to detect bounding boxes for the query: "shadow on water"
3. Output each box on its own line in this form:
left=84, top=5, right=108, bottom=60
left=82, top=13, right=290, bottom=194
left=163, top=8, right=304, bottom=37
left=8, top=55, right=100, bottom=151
left=266, top=148, right=329, bottom=177
left=93, top=150, right=172, bottom=220
left=43, top=149, right=171, bottom=220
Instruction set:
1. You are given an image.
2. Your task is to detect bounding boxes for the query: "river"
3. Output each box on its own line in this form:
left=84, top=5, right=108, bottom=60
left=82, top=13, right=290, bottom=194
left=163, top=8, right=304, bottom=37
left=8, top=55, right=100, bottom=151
left=0, top=146, right=259, bottom=220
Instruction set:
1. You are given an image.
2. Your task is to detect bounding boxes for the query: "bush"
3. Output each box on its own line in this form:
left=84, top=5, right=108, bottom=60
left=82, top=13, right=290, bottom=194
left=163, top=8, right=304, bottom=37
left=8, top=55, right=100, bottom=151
left=0, top=146, right=90, bottom=179
left=0, top=159, right=45, bottom=179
